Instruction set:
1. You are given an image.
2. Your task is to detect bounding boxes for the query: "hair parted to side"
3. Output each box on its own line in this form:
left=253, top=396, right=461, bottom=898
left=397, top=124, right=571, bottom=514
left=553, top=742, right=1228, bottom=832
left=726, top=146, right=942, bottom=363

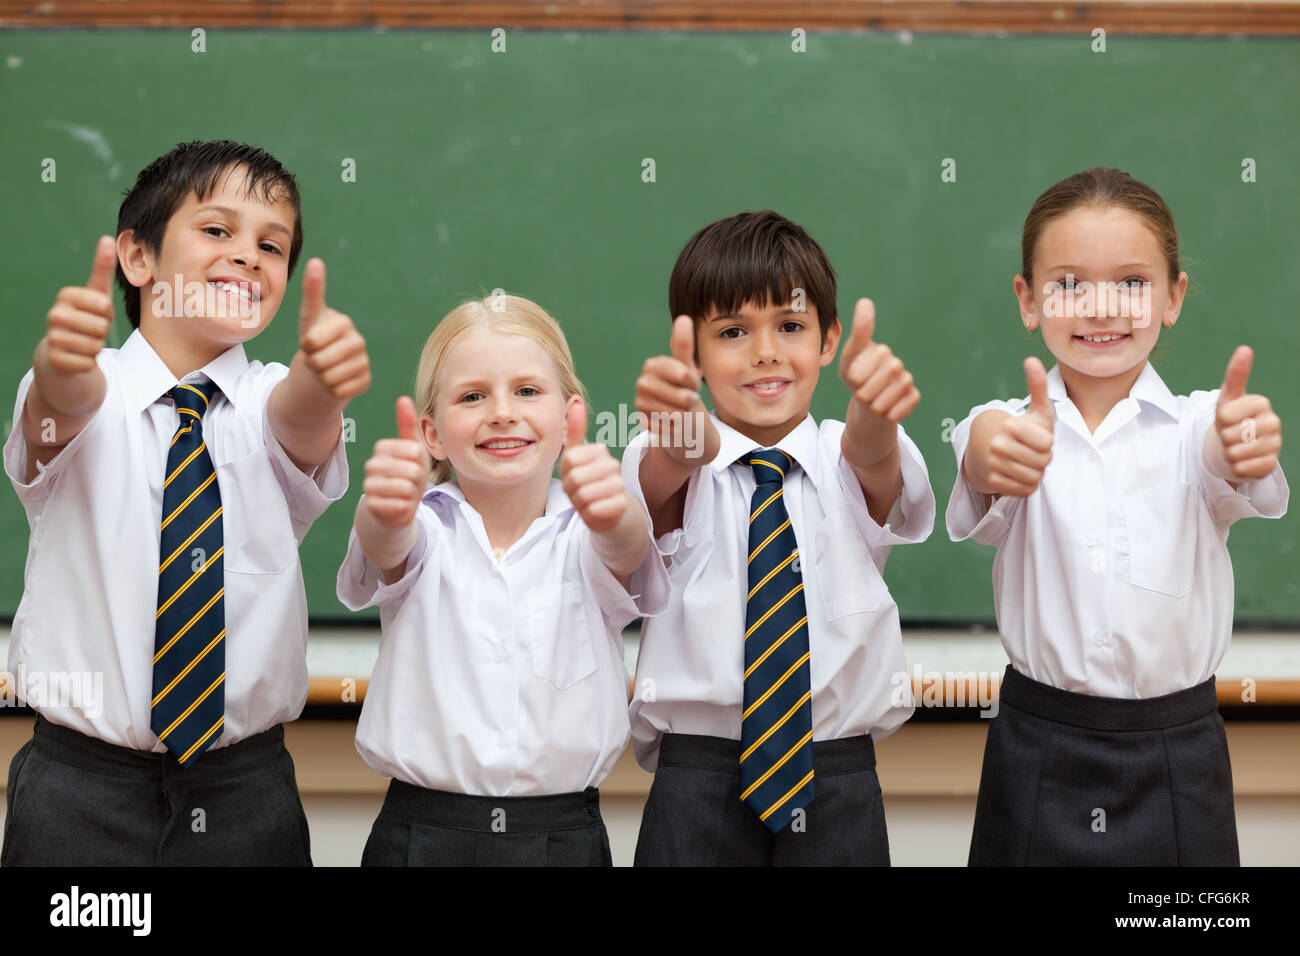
left=414, top=294, right=589, bottom=486
left=1020, top=166, right=1181, bottom=286
left=668, top=210, right=838, bottom=345
left=115, top=140, right=304, bottom=328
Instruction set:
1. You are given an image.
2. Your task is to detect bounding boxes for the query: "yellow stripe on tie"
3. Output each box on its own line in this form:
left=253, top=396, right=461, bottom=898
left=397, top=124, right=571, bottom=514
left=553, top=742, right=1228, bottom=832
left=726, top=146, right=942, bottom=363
left=154, top=592, right=224, bottom=662
left=160, top=472, right=217, bottom=531
left=156, top=548, right=224, bottom=619
left=152, top=629, right=225, bottom=707
left=169, top=424, right=193, bottom=448
left=177, top=407, right=202, bottom=420
left=741, top=653, right=811, bottom=723
left=748, top=457, right=785, bottom=481
left=740, top=730, right=814, bottom=801
left=744, top=617, right=807, bottom=681
left=744, top=583, right=803, bottom=640
left=164, top=441, right=207, bottom=489
left=760, top=768, right=815, bottom=822
left=180, top=716, right=224, bottom=765
left=748, top=489, right=782, bottom=526
left=748, top=518, right=791, bottom=564
left=157, top=673, right=225, bottom=741
left=159, top=507, right=222, bottom=574
left=177, top=384, right=210, bottom=408
left=747, top=549, right=798, bottom=601
left=741, top=689, right=812, bottom=761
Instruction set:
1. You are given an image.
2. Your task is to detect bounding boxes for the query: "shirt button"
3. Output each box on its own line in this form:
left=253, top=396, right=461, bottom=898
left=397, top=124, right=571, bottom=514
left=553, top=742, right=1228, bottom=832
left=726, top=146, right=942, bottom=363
left=1084, top=534, right=1097, bottom=547
left=1092, top=627, right=1109, bottom=647
left=493, top=646, right=507, bottom=663
left=1088, top=450, right=1100, bottom=465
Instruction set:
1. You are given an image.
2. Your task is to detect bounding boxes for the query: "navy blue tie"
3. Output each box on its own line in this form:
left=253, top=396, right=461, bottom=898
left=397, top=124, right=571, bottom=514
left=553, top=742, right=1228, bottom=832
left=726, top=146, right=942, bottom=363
left=739, top=448, right=814, bottom=832
left=152, top=381, right=225, bottom=766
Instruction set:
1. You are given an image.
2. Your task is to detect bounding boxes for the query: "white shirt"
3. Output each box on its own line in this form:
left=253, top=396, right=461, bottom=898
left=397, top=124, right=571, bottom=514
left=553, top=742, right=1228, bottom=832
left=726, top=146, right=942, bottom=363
left=3, top=330, right=348, bottom=750
left=337, top=479, right=670, bottom=796
left=622, top=413, right=935, bottom=771
left=946, top=361, right=1289, bottom=699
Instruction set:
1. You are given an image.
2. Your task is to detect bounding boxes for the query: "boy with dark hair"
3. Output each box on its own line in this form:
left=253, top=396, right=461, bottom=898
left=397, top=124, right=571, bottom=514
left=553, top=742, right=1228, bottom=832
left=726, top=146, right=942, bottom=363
left=625, top=210, right=934, bottom=865
left=2, top=140, right=368, bottom=865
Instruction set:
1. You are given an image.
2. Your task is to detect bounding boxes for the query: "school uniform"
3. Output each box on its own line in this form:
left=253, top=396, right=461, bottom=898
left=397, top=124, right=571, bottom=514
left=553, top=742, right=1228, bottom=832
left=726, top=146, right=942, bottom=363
left=947, top=361, right=1289, bottom=865
left=1, top=329, right=347, bottom=866
left=622, top=412, right=935, bottom=866
left=337, top=478, right=669, bottom=866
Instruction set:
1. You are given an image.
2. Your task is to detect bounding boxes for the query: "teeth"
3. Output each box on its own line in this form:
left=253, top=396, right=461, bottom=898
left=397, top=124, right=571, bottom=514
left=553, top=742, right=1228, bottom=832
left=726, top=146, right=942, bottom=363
left=484, top=440, right=527, bottom=448
left=211, top=281, right=254, bottom=300
left=1081, top=334, right=1124, bottom=342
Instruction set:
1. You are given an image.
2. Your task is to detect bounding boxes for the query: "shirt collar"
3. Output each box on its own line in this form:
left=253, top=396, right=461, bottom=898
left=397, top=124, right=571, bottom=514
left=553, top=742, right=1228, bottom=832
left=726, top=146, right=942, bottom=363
left=710, top=412, right=823, bottom=489
left=424, top=477, right=573, bottom=518
left=120, top=329, right=249, bottom=413
left=1045, top=361, right=1181, bottom=421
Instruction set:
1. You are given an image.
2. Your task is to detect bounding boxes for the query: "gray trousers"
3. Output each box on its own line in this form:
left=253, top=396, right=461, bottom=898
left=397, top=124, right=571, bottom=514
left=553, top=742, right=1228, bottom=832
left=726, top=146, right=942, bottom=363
left=2, top=714, right=312, bottom=866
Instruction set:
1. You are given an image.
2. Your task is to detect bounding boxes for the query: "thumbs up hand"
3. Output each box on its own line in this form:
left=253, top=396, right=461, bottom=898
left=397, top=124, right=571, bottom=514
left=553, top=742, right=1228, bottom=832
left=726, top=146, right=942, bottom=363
left=839, top=299, right=920, bottom=424
left=1205, top=346, right=1282, bottom=481
left=361, top=396, right=432, bottom=529
left=635, top=315, right=714, bottom=464
left=560, top=398, right=630, bottom=534
left=45, top=235, right=117, bottom=375
left=982, top=357, right=1056, bottom=497
left=297, top=258, right=371, bottom=401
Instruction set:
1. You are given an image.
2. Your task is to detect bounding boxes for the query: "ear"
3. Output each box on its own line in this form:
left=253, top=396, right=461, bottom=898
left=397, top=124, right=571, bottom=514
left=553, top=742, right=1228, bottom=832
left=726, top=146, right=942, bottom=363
left=819, top=315, right=842, bottom=367
left=117, top=229, right=155, bottom=289
left=1013, top=274, right=1039, bottom=331
left=1162, top=271, right=1189, bottom=329
left=419, top=413, right=446, bottom=463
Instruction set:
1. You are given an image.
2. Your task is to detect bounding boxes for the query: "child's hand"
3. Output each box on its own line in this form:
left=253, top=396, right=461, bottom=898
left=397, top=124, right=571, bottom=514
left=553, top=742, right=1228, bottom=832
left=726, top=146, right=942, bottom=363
left=984, top=357, right=1055, bottom=497
left=362, top=397, right=430, bottom=529
left=1209, top=346, right=1282, bottom=480
left=45, top=236, right=116, bottom=375
left=838, top=298, right=919, bottom=423
left=298, top=258, right=370, bottom=401
left=560, top=399, right=629, bottom=534
left=635, top=315, right=710, bottom=462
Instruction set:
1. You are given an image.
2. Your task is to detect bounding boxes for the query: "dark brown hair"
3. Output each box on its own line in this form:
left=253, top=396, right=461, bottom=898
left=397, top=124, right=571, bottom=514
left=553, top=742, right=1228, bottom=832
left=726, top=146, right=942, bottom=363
left=115, top=140, right=304, bottom=328
left=668, top=211, right=837, bottom=343
left=1021, top=166, right=1180, bottom=285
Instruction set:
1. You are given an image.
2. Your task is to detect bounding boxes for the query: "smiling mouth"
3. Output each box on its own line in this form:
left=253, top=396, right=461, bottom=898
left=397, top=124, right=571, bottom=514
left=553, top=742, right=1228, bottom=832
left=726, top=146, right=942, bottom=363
left=745, top=379, right=791, bottom=395
left=477, top=439, right=533, bottom=457
left=1074, top=333, right=1129, bottom=346
left=208, top=280, right=261, bottom=303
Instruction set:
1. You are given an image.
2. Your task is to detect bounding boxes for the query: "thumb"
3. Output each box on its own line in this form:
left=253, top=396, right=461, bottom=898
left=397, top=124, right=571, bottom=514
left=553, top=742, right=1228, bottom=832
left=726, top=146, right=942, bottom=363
left=844, top=298, right=876, bottom=360
left=87, top=235, right=117, bottom=297
left=298, top=258, right=326, bottom=338
left=395, top=396, right=420, bottom=443
left=564, top=397, right=587, bottom=448
left=1024, top=357, right=1053, bottom=421
left=669, top=315, right=696, bottom=370
left=1219, top=345, right=1253, bottom=404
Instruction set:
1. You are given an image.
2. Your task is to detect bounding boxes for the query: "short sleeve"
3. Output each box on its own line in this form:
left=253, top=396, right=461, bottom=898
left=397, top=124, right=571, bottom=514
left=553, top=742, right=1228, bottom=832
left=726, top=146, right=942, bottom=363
left=577, top=513, right=671, bottom=633
left=4, top=362, right=111, bottom=509
left=829, top=419, right=935, bottom=559
left=945, top=398, right=1027, bottom=546
left=1188, top=389, right=1290, bottom=525
left=261, top=385, right=350, bottom=540
left=336, top=515, right=431, bottom=613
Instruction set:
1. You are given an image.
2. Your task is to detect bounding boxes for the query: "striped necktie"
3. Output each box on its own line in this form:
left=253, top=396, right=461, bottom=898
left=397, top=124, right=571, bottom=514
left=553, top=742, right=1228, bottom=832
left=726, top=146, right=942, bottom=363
left=739, top=448, right=814, bottom=832
left=152, top=381, right=225, bottom=767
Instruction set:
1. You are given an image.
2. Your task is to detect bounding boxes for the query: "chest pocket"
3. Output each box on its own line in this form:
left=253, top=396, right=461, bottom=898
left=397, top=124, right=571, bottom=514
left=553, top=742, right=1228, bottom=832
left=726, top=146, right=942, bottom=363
left=529, top=585, right=598, bottom=689
left=1123, top=482, right=1199, bottom=598
left=215, top=447, right=298, bottom=575
left=813, top=510, right=887, bottom=620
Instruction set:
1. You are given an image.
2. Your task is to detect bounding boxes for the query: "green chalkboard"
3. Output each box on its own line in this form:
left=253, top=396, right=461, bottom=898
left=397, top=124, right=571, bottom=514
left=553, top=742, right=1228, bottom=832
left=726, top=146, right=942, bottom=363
left=1, top=29, right=1296, bottom=622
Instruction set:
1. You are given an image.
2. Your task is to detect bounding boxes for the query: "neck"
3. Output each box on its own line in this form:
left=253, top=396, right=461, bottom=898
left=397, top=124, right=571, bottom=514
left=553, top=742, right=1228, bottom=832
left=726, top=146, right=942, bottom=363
left=718, top=409, right=806, bottom=449
left=1058, top=360, right=1146, bottom=428
left=457, top=473, right=552, bottom=553
left=138, top=318, right=230, bottom=380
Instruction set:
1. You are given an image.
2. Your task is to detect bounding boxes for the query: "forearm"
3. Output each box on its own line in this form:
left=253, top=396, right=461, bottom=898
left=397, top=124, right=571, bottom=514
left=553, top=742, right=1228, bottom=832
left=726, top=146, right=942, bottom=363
left=590, top=493, right=651, bottom=577
left=961, top=410, right=1012, bottom=496
left=268, top=353, right=347, bottom=470
left=28, top=338, right=106, bottom=442
left=354, top=498, right=420, bottom=584
left=1202, top=423, right=1244, bottom=490
left=637, top=426, right=717, bottom=535
left=842, top=402, right=907, bottom=524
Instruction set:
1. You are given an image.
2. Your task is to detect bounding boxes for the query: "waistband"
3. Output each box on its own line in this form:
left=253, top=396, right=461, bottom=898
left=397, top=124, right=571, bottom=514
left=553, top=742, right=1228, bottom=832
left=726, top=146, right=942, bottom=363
left=379, top=779, right=603, bottom=831
left=31, top=713, right=288, bottom=782
left=658, top=732, right=876, bottom=776
left=998, top=665, right=1219, bottom=732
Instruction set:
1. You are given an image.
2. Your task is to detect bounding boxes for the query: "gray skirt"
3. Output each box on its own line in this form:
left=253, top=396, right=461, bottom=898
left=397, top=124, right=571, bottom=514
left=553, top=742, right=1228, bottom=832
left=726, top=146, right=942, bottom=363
left=969, top=665, right=1239, bottom=866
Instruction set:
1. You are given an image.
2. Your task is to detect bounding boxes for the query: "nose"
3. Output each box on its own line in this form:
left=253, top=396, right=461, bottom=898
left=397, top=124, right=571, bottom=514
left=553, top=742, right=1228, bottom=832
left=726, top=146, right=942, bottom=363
left=751, top=327, right=780, bottom=364
left=229, top=236, right=261, bottom=272
left=486, top=391, right=519, bottom=424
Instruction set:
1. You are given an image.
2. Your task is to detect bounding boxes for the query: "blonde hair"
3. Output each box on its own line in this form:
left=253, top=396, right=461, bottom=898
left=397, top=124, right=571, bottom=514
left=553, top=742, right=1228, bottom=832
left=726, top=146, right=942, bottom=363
left=414, top=293, right=588, bottom=485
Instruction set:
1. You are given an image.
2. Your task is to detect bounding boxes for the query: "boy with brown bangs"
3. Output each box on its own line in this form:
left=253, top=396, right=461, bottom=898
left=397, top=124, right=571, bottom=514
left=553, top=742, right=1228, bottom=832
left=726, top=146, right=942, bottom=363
left=624, top=210, right=934, bottom=865
left=2, top=140, right=368, bottom=865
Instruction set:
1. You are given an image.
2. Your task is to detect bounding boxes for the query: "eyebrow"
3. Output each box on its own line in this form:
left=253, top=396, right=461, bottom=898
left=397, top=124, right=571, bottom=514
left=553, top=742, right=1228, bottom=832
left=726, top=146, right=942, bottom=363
left=195, top=205, right=294, bottom=239
left=446, top=373, right=550, bottom=390
left=709, top=308, right=798, bottom=322
left=1046, top=262, right=1154, bottom=272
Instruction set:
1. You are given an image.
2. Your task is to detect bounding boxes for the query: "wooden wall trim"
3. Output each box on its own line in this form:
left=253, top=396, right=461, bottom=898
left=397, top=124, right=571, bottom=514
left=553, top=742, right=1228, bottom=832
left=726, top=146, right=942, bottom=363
left=2, top=1, right=1299, bottom=36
